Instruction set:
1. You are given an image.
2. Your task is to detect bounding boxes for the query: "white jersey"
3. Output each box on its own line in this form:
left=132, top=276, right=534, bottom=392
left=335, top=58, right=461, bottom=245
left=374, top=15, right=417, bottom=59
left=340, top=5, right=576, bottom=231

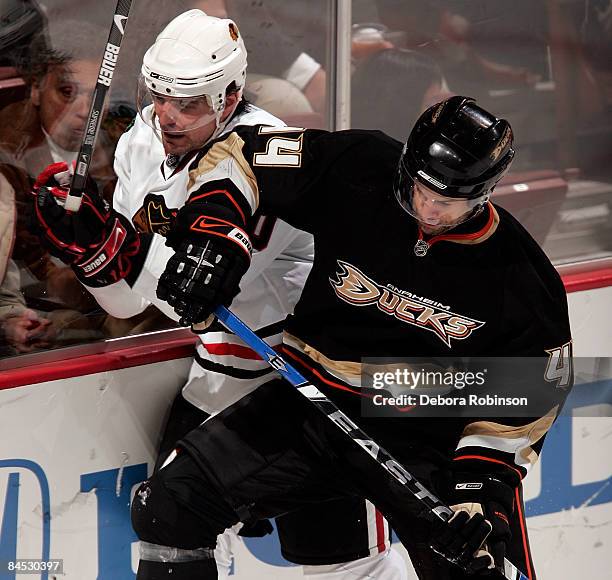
left=100, top=105, right=401, bottom=580
left=86, top=104, right=313, bottom=413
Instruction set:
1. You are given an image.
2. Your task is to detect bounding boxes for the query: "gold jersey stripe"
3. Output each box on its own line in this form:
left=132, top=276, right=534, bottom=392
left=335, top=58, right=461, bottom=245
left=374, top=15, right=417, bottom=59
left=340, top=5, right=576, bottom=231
left=188, top=132, right=259, bottom=209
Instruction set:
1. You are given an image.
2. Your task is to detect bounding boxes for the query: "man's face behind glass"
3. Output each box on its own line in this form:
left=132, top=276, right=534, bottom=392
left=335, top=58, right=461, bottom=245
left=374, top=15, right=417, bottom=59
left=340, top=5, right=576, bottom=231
left=32, top=58, right=99, bottom=151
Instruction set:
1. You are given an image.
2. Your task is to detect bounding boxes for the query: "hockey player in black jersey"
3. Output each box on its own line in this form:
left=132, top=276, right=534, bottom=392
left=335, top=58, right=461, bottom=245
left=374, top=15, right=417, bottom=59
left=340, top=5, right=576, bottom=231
left=131, top=96, right=573, bottom=579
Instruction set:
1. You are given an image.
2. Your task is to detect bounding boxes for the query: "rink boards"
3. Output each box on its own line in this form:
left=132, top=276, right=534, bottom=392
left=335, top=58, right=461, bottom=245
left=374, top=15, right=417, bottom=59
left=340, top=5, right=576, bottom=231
left=0, top=286, right=610, bottom=579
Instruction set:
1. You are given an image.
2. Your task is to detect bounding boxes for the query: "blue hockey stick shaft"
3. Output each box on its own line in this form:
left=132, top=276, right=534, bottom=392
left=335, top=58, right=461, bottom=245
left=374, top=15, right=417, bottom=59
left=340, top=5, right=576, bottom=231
left=213, top=305, right=529, bottom=580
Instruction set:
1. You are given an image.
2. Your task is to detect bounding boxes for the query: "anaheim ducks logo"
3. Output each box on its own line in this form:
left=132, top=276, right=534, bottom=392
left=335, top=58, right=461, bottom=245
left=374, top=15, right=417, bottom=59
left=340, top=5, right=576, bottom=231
left=132, top=194, right=177, bottom=236
left=330, top=261, right=485, bottom=347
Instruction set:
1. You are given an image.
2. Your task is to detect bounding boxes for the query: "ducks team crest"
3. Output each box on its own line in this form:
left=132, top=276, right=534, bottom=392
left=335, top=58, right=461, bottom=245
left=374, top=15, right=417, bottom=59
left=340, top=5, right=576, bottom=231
left=330, top=261, right=485, bottom=347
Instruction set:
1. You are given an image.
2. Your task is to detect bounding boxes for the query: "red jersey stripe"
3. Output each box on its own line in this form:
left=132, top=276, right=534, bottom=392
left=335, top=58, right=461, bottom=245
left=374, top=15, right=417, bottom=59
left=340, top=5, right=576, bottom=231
left=203, top=342, right=281, bottom=360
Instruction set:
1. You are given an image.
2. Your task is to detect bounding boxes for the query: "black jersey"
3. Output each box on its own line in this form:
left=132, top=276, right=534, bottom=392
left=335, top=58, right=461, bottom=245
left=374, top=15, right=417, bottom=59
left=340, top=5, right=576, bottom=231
left=191, top=125, right=573, bottom=484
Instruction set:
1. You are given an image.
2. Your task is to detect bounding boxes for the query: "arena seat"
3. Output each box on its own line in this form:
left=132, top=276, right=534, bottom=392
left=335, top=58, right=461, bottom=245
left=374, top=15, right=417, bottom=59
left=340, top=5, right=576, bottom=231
left=495, top=170, right=568, bottom=245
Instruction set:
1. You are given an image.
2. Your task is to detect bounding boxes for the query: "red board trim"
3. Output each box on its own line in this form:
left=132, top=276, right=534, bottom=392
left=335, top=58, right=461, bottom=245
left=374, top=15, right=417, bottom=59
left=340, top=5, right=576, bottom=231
left=0, top=262, right=610, bottom=390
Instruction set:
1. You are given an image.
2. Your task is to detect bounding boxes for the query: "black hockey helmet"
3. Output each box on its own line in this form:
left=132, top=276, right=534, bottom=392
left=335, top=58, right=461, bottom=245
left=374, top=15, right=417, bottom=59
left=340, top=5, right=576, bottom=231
left=399, top=96, right=514, bottom=199
left=394, top=96, right=514, bottom=228
left=0, top=0, right=47, bottom=68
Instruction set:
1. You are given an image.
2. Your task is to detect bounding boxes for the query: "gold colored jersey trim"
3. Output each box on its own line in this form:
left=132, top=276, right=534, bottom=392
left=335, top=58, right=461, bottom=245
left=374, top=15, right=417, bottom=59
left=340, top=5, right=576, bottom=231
left=188, top=132, right=259, bottom=208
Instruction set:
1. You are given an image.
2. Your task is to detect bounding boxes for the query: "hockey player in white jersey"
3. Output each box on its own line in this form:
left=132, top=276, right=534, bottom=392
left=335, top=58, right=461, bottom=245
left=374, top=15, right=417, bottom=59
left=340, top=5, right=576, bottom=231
left=31, top=9, right=406, bottom=580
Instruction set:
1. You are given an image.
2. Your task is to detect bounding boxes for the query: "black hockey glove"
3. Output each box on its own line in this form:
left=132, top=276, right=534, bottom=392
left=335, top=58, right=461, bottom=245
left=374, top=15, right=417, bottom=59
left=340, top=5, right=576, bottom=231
left=32, top=162, right=143, bottom=287
left=432, top=467, right=515, bottom=575
left=157, top=194, right=252, bottom=326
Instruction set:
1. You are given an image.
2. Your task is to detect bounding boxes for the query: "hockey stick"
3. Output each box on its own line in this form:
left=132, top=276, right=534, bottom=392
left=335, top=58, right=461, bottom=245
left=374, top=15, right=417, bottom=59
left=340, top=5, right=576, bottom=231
left=64, top=0, right=134, bottom=212
left=210, top=305, right=529, bottom=580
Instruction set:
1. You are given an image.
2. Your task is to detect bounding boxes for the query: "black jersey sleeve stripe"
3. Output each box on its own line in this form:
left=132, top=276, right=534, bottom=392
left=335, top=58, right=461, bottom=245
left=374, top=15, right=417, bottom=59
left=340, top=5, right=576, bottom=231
left=194, top=350, right=276, bottom=379
left=206, top=318, right=285, bottom=339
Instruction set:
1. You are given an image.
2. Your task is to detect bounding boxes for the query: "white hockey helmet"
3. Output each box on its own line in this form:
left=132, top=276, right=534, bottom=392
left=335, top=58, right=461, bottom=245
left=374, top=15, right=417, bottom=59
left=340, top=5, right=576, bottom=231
left=137, top=9, right=247, bottom=136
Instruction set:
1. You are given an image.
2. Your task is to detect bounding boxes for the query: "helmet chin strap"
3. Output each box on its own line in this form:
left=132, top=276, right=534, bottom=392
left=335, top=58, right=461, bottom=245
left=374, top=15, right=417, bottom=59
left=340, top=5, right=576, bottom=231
left=419, top=195, right=490, bottom=234
left=209, top=107, right=226, bottom=142
left=453, top=197, right=489, bottom=228
left=207, top=87, right=244, bottom=144
left=468, top=197, right=489, bottom=220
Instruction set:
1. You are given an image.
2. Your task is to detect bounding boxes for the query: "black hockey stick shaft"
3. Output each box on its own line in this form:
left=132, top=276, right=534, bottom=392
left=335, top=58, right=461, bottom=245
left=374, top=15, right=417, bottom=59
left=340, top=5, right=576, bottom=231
left=64, top=0, right=133, bottom=212
left=207, top=306, right=529, bottom=580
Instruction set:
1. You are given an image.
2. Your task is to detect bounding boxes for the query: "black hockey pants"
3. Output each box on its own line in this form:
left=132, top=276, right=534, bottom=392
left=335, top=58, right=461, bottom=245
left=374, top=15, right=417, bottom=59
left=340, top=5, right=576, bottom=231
left=131, top=379, right=535, bottom=579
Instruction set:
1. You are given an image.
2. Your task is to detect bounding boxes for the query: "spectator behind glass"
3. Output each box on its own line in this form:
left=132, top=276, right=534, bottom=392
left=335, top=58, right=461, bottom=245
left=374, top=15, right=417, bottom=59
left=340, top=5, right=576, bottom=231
left=184, top=0, right=327, bottom=123
left=0, top=163, right=55, bottom=356
left=0, top=0, right=56, bottom=356
left=191, top=1, right=388, bottom=124
left=0, top=19, right=173, bottom=355
left=351, top=48, right=450, bottom=142
left=0, top=0, right=48, bottom=71
left=375, top=0, right=545, bottom=95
